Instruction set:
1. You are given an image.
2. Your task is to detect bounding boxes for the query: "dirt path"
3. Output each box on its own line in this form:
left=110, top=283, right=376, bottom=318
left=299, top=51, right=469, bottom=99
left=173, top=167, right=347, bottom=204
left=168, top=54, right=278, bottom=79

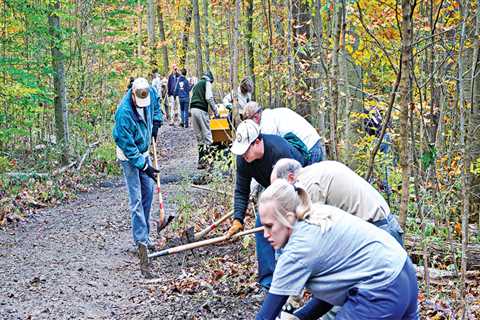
left=0, top=125, right=261, bottom=319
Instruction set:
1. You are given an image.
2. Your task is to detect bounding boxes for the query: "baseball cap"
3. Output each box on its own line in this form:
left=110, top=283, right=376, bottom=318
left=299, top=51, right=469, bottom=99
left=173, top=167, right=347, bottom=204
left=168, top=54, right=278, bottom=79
left=231, top=120, right=260, bottom=155
left=132, top=78, right=151, bottom=107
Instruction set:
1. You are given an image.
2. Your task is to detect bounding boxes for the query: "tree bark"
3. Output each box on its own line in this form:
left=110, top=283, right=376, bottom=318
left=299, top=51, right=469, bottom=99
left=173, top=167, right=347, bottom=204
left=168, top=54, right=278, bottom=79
left=245, top=0, right=255, bottom=98
left=328, top=0, right=343, bottom=160
left=48, top=0, right=69, bottom=164
left=471, top=0, right=480, bottom=229
left=192, top=0, right=203, bottom=77
left=398, top=0, right=414, bottom=229
left=202, top=0, right=211, bottom=69
left=147, top=0, right=156, bottom=65
left=156, top=0, right=169, bottom=74
left=179, top=2, right=193, bottom=68
left=457, top=0, right=471, bottom=315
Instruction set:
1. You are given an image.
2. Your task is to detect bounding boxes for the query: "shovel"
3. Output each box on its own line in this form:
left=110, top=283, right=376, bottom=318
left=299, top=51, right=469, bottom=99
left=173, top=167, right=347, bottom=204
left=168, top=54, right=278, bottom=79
left=185, top=210, right=234, bottom=242
left=152, top=137, right=174, bottom=234
left=138, top=227, right=264, bottom=275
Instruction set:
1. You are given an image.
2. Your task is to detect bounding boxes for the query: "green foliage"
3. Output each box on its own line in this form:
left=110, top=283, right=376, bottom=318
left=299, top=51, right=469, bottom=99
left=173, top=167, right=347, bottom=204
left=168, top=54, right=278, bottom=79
left=0, top=156, right=13, bottom=173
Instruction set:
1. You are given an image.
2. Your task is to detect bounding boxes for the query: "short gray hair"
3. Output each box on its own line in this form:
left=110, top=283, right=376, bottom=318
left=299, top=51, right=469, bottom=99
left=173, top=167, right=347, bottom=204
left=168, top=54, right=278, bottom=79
left=272, top=158, right=302, bottom=180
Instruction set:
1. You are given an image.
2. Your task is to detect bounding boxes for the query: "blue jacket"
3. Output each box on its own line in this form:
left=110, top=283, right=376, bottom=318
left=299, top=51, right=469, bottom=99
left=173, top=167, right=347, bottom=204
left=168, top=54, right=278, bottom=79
left=112, top=88, right=163, bottom=170
left=174, top=75, right=191, bottom=101
left=167, top=73, right=179, bottom=96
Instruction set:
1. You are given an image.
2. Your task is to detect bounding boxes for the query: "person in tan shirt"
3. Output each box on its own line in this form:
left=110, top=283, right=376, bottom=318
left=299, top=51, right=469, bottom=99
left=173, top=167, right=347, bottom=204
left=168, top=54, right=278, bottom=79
left=271, top=158, right=404, bottom=245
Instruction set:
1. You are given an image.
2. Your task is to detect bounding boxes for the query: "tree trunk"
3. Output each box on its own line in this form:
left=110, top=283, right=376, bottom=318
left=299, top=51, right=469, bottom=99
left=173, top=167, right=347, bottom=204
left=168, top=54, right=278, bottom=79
left=156, top=0, right=169, bottom=74
left=457, top=0, right=471, bottom=315
left=328, top=0, right=343, bottom=160
left=137, top=1, right=143, bottom=58
left=147, top=0, right=156, bottom=65
left=202, top=0, right=210, bottom=69
left=179, top=2, right=193, bottom=68
left=245, top=0, right=255, bottom=98
left=192, top=0, right=203, bottom=77
left=48, top=0, right=69, bottom=164
left=398, top=0, right=414, bottom=229
left=286, top=0, right=294, bottom=108
left=291, top=0, right=311, bottom=116
left=471, top=0, right=480, bottom=230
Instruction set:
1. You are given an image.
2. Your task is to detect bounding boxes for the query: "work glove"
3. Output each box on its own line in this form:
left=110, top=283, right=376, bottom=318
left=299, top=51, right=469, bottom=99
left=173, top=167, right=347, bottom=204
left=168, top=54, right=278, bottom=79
left=152, top=120, right=162, bottom=139
left=142, top=163, right=159, bottom=181
left=226, top=219, right=244, bottom=238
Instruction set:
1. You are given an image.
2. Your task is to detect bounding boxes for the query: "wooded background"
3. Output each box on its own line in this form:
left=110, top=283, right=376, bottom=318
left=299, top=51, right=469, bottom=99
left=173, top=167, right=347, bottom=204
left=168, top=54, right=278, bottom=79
left=1, top=0, right=479, bottom=315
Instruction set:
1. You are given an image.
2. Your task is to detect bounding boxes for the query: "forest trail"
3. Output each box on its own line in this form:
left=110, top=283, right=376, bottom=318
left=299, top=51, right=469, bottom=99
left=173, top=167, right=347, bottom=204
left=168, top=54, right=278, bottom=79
left=0, top=125, right=261, bottom=320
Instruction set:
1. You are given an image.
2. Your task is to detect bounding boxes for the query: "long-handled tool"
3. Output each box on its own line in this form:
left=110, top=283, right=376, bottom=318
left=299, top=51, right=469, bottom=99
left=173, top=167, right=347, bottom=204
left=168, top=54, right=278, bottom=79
left=139, top=226, right=264, bottom=277
left=152, top=137, right=174, bottom=234
left=185, top=210, right=234, bottom=242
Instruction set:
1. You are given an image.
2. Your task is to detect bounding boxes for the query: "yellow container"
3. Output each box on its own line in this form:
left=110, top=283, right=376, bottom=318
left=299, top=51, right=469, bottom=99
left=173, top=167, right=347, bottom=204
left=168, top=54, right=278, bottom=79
left=210, top=118, right=232, bottom=144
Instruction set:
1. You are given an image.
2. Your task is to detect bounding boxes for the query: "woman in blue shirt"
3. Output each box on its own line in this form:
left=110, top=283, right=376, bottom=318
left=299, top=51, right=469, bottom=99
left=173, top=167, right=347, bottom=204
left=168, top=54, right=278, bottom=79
left=256, top=179, right=419, bottom=320
left=174, top=68, right=191, bottom=128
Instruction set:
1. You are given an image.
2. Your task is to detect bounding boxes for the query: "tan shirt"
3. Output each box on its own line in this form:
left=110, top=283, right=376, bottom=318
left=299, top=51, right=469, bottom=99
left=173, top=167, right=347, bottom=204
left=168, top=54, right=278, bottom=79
left=297, top=161, right=390, bottom=222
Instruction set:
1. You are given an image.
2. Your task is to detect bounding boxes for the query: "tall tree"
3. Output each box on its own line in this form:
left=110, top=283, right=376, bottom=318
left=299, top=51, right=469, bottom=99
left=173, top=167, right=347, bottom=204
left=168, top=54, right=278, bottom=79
left=48, top=0, right=69, bottom=163
left=179, top=2, right=193, bottom=68
left=328, top=0, right=344, bottom=160
left=156, top=0, right=169, bottom=74
left=147, top=0, right=156, bottom=65
left=192, top=0, right=203, bottom=77
left=398, top=0, right=415, bottom=228
left=471, top=0, right=480, bottom=227
left=202, top=0, right=211, bottom=69
left=245, top=0, right=255, bottom=98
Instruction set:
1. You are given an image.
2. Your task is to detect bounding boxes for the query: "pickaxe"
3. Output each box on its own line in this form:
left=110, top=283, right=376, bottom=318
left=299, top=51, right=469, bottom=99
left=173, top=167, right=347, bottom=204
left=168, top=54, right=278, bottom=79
left=152, top=137, right=174, bottom=234
left=139, top=226, right=264, bottom=276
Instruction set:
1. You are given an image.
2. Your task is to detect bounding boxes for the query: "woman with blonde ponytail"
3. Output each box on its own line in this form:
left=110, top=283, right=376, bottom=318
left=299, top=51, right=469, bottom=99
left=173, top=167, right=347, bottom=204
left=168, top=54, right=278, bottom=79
left=256, top=179, right=418, bottom=320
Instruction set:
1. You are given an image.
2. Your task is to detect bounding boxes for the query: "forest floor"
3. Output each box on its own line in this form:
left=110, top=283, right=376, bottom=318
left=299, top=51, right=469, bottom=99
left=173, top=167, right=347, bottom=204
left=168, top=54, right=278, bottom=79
left=0, top=125, right=478, bottom=319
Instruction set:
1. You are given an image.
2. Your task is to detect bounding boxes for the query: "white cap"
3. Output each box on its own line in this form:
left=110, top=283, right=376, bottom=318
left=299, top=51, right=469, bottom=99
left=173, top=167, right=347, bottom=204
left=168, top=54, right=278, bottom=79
left=230, top=120, right=260, bottom=155
left=132, top=77, right=151, bottom=107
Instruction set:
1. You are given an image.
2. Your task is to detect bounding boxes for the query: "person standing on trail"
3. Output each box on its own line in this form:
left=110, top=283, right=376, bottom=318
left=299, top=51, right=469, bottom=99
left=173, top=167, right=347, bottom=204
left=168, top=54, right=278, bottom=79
left=113, top=77, right=163, bottom=253
left=174, top=68, right=191, bottom=128
left=189, top=70, right=220, bottom=169
left=167, top=63, right=180, bottom=125
left=226, top=120, right=305, bottom=290
left=243, top=102, right=326, bottom=165
left=151, top=69, right=163, bottom=103
left=254, top=179, right=418, bottom=320
left=223, top=76, right=253, bottom=125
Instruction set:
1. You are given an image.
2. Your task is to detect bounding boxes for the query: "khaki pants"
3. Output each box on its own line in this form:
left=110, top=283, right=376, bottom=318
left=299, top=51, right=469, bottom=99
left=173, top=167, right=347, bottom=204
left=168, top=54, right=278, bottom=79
left=191, top=108, right=213, bottom=145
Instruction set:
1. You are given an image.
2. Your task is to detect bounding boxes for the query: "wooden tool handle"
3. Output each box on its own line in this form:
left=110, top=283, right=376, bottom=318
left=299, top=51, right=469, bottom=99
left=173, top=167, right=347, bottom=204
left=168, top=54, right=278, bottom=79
left=194, top=210, right=234, bottom=240
left=152, top=138, right=165, bottom=226
left=149, top=226, right=264, bottom=259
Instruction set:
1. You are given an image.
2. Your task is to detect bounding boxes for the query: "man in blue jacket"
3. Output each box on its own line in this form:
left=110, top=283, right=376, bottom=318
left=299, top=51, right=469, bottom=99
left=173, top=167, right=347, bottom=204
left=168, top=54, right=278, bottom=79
left=174, top=68, right=191, bottom=128
left=113, top=77, right=163, bottom=255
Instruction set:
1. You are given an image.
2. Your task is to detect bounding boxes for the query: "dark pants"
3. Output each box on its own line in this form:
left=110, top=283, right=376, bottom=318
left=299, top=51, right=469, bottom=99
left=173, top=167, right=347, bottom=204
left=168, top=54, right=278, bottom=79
left=179, top=99, right=190, bottom=127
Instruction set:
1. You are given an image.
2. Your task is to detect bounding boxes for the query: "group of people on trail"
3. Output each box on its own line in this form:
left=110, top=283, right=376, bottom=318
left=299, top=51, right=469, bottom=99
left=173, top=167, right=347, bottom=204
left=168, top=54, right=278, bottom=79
left=112, top=68, right=418, bottom=319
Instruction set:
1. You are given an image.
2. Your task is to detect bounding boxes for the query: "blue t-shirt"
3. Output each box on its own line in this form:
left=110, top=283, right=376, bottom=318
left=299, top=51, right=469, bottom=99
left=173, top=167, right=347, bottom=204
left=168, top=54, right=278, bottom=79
left=269, top=205, right=407, bottom=306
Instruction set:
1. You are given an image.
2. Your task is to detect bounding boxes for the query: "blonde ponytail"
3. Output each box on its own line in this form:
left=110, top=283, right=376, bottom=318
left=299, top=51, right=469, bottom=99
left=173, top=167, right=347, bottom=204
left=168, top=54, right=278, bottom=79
left=260, top=179, right=334, bottom=233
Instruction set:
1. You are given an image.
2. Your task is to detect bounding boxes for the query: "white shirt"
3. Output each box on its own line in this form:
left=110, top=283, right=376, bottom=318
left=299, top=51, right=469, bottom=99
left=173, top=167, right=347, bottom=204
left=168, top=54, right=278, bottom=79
left=260, top=108, right=320, bottom=150
left=222, top=87, right=252, bottom=115
left=152, top=77, right=162, bottom=99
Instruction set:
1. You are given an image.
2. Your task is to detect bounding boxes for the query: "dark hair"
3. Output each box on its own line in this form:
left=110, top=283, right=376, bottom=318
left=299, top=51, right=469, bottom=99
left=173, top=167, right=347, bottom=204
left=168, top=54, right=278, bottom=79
left=181, top=68, right=187, bottom=76
left=127, top=77, right=135, bottom=90
left=152, top=68, right=158, bottom=74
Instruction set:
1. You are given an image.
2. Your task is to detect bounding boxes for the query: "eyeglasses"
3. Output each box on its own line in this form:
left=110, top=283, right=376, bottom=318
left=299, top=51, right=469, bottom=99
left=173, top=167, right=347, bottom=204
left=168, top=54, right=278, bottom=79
left=134, top=88, right=149, bottom=99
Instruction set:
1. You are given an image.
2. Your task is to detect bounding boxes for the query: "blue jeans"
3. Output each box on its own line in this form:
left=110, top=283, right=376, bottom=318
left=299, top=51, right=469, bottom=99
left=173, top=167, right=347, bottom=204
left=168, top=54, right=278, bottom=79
left=307, top=140, right=326, bottom=164
left=255, top=213, right=276, bottom=289
left=373, top=214, right=404, bottom=246
left=179, top=99, right=190, bottom=127
left=336, top=258, right=419, bottom=319
left=120, top=159, right=154, bottom=246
